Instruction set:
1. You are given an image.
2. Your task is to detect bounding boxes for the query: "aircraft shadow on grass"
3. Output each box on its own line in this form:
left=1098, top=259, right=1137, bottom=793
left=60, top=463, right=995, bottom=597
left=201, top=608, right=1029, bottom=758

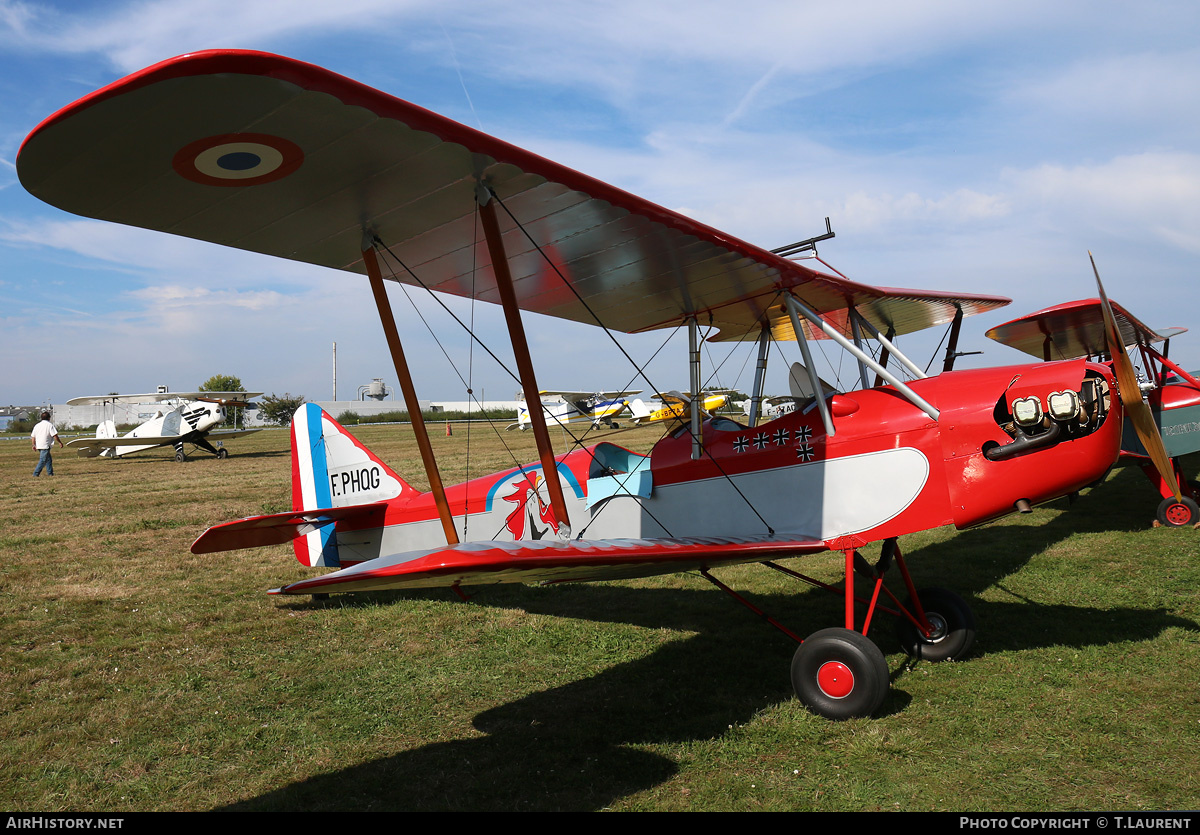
left=220, top=467, right=1196, bottom=812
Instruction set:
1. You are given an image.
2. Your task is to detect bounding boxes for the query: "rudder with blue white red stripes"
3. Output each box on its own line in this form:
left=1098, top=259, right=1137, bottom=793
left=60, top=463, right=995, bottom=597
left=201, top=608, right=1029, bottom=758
left=289, top=403, right=418, bottom=567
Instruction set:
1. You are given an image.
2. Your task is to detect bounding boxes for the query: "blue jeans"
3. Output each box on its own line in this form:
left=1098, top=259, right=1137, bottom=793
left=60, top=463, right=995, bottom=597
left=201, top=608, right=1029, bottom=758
left=33, top=448, right=54, bottom=476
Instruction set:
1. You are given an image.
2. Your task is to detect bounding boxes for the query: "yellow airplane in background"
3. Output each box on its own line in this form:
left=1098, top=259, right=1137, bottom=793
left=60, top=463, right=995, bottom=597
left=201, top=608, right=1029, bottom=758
left=630, top=391, right=730, bottom=425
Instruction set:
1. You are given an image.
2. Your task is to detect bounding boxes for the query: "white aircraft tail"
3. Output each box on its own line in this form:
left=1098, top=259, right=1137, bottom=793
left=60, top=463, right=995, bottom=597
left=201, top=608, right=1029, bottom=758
left=97, top=419, right=117, bottom=458
left=628, top=398, right=652, bottom=421
left=290, top=403, right=420, bottom=567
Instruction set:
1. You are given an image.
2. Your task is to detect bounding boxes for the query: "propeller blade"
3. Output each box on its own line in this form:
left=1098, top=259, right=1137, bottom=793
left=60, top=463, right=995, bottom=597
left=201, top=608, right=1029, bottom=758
left=1090, top=252, right=1180, bottom=501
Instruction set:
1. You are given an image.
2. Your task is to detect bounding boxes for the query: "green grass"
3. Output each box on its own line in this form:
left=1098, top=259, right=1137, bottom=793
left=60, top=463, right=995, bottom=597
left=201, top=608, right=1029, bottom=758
left=1, top=427, right=1197, bottom=811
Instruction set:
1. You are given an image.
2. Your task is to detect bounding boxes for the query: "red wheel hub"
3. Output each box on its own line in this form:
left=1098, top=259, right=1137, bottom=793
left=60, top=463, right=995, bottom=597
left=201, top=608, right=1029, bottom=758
left=816, top=660, right=855, bottom=699
left=1165, top=502, right=1192, bottom=525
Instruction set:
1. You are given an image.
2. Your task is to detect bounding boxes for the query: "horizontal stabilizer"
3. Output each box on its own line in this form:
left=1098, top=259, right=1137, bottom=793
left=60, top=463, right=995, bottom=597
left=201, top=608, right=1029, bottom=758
left=191, top=503, right=389, bottom=554
left=270, top=534, right=827, bottom=595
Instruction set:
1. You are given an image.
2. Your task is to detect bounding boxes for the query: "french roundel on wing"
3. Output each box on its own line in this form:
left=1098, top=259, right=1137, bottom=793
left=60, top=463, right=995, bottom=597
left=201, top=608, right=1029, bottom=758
left=172, top=133, right=303, bottom=187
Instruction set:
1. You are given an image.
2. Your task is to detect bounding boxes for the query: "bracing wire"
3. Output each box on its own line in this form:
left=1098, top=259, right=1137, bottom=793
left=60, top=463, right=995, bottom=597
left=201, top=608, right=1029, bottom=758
left=489, top=189, right=778, bottom=536
left=924, top=321, right=954, bottom=376
left=371, top=243, right=530, bottom=484
left=372, top=235, right=681, bottom=539
left=462, top=210, right=479, bottom=537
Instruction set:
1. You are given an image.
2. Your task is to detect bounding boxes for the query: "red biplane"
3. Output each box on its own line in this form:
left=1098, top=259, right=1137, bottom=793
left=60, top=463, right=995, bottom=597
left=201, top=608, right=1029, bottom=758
left=17, top=51, right=1143, bottom=718
left=987, top=292, right=1200, bottom=527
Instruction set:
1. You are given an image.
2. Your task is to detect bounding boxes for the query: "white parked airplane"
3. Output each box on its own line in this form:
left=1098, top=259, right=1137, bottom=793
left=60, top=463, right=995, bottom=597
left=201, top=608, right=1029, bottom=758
left=507, top=389, right=640, bottom=431
left=65, top=390, right=262, bottom=461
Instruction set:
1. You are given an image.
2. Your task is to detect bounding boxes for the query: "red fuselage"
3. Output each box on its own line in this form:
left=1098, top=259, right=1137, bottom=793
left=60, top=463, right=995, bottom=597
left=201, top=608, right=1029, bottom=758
left=328, top=360, right=1122, bottom=560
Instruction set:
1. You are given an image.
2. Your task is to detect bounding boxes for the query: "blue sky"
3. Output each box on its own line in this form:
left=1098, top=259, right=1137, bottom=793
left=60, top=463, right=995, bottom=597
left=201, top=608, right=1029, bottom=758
left=3, top=0, right=1200, bottom=409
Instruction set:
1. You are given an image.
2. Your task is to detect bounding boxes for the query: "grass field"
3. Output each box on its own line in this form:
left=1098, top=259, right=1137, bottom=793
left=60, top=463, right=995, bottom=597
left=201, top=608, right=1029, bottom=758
left=2, top=422, right=1198, bottom=811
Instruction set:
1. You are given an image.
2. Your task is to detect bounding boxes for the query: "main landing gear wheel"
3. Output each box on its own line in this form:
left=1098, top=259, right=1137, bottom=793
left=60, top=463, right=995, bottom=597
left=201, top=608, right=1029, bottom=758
left=174, top=450, right=186, bottom=463
left=1156, top=495, right=1199, bottom=527
left=896, top=587, right=976, bottom=662
left=791, top=628, right=890, bottom=720
left=216, top=448, right=228, bottom=460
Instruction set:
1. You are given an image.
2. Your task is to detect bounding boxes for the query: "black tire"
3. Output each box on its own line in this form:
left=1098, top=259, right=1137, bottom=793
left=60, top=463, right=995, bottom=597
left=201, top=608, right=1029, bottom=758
left=1157, top=495, right=1199, bottom=527
left=216, top=448, right=228, bottom=460
left=791, top=628, right=889, bottom=720
left=896, top=587, right=975, bottom=662
left=174, top=450, right=186, bottom=463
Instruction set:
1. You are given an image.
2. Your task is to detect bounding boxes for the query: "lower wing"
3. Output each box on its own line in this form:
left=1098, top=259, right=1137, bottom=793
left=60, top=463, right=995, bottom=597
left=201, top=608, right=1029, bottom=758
left=66, top=436, right=170, bottom=451
left=270, top=535, right=828, bottom=595
left=208, top=429, right=263, bottom=440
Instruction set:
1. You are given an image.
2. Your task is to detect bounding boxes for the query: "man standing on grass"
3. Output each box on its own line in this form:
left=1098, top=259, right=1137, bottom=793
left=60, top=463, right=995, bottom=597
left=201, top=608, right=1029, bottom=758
left=31, top=411, right=63, bottom=477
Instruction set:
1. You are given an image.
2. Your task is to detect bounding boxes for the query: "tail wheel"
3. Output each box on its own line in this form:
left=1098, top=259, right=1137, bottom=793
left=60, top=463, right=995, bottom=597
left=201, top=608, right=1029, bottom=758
left=791, top=628, right=889, bottom=720
left=896, top=587, right=976, bottom=662
left=1157, top=495, right=1199, bottom=527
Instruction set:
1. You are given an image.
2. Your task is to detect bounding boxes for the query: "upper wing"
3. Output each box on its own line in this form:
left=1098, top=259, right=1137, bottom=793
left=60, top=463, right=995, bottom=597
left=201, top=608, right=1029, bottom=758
left=986, top=298, right=1186, bottom=360
left=267, top=535, right=828, bottom=595
left=18, top=50, right=1007, bottom=342
left=655, top=391, right=689, bottom=405
left=66, top=391, right=262, bottom=405
left=535, top=390, right=601, bottom=399
left=67, top=393, right=174, bottom=406
left=593, top=391, right=641, bottom=400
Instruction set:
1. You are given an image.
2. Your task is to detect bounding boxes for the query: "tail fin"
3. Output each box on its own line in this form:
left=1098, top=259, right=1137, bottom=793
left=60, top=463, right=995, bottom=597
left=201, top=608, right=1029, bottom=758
left=97, top=419, right=117, bottom=458
left=628, top=398, right=652, bottom=422
left=289, top=403, right=420, bottom=567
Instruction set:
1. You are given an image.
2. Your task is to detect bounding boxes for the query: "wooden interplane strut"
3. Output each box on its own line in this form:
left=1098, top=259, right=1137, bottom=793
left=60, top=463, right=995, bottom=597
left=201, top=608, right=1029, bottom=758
left=362, top=242, right=459, bottom=545
left=476, top=193, right=572, bottom=535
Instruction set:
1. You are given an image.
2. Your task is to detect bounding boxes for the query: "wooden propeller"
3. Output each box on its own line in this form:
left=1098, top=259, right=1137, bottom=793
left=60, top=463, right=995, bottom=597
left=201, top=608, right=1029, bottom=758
left=1090, top=252, right=1180, bottom=501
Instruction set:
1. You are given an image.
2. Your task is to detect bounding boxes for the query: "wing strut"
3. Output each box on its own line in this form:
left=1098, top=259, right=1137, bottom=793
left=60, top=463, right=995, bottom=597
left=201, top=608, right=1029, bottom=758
left=362, top=238, right=459, bottom=546
left=873, top=325, right=895, bottom=388
left=477, top=188, right=572, bottom=537
left=783, top=294, right=836, bottom=436
left=748, top=325, right=771, bottom=429
left=942, top=307, right=965, bottom=372
left=688, top=317, right=704, bottom=459
left=790, top=294, right=940, bottom=422
left=848, top=313, right=872, bottom=390
left=1144, top=343, right=1200, bottom=390
left=849, top=310, right=927, bottom=381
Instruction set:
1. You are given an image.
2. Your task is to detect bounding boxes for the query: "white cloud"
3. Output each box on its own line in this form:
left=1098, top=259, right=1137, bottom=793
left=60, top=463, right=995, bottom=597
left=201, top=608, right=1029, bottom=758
left=1, top=0, right=434, bottom=70
left=1004, top=152, right=1200, bottom=251
left=1001, top=49, right=1200, bottom=138
left=1, top=217, right=338, bottom=289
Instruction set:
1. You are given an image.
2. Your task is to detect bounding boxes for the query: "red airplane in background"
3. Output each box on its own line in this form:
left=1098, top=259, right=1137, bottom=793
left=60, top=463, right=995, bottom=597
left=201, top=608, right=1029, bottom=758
left=988, top=291, right=1200, bottom=527
left=17, top=51, right=1161, bottom=718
